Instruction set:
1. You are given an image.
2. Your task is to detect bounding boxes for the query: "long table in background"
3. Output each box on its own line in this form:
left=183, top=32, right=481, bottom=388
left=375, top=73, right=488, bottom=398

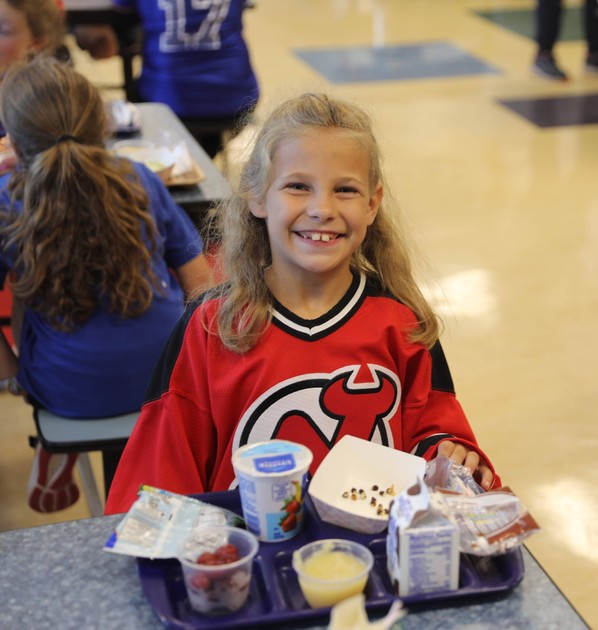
left=107, top=102, right=233, bottom=229
left=64, top=0, right=113, bottom=14
left=64, top=0, right=136, bottom=34
left=0, top=513, right=589, bottom=629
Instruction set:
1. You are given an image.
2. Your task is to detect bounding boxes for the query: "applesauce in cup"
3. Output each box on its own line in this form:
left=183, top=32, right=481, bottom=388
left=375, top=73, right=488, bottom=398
left=292, top=538, right=374, bottom=608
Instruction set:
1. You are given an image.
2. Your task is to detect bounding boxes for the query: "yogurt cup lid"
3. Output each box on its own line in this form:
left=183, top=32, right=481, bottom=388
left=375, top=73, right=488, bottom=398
left=232, top=440, right=313, bottom=477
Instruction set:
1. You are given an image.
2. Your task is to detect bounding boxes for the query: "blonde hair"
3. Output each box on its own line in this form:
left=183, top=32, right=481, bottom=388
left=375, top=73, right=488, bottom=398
left=206, top=92, right=439, bottom=352
left=5, top=0, right=65, bottom=55
left=0, top=57, right=161, bottom=331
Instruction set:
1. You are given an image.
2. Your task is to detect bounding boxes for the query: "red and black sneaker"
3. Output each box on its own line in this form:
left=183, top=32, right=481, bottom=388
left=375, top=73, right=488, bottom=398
left=27, top=444, right=80, bottom=513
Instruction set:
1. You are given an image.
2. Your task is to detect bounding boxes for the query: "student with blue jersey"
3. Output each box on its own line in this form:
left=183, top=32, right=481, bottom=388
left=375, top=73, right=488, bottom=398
left=113, top=0, right=259, bottom=158
left=0, top=57, right=212, bottom=513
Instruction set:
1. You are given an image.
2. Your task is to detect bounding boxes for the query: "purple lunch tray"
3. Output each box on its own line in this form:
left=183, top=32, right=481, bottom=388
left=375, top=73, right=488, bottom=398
left=136, top=490, right=524, bottom=629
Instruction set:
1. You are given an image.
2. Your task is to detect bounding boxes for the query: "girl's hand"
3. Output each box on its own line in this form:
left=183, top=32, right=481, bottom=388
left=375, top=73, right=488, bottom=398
left=437, top=440, right=494, bottom=491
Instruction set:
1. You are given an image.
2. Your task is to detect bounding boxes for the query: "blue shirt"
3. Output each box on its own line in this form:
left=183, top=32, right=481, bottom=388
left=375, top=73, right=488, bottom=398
left=114, top=0, right=259, bottom=118
left=0, top=162, right=202, bottom=418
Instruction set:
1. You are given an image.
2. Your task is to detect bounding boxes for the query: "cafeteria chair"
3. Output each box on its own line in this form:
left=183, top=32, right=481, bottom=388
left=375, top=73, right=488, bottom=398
left=0, top=285, right=13, bottom=344
left=30, top=408, right=139, bottom=517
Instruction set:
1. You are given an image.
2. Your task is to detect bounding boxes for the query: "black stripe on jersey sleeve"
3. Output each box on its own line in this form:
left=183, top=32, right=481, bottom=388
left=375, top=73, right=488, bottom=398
left=143, top=298, right=203, bottom=404
left=430, top=341, right=456, bottom=393
left=412, top=433, right=453, bottom=457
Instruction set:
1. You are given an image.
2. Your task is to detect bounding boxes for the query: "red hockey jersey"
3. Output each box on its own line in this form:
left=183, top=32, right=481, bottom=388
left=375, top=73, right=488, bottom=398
left=106, top=273, right=499, bottom=514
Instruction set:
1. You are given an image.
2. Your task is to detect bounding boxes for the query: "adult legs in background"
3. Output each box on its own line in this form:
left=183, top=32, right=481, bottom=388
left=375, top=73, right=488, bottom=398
left=533, top=0, right=568, bottom=80
left=536, top=0, right=562, bottom=52
left=584, top=0, right=598, bottom=70
left=180, top=125, right=227, bottom=160
left=181, top=103, right=257, bottom=165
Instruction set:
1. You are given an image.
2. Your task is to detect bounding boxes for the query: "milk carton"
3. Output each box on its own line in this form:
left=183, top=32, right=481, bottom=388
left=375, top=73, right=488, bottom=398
left=386, top=478, right=459, bottom=597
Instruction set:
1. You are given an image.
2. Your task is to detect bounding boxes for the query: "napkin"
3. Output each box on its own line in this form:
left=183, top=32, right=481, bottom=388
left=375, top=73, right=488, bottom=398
left=170, top=141, right=193, bottom=177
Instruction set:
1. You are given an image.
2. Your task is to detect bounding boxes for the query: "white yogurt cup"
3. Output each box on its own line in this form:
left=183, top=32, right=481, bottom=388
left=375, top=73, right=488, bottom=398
left=232, top=440, right=313, bottom=543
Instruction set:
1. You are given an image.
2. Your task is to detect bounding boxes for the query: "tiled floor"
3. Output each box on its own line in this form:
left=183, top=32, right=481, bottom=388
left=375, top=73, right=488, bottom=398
left=1, top=1, right=597, bottom=627
left=499, top=92, right=598, bottom=127
left=294, top=41, right=501, bottom=83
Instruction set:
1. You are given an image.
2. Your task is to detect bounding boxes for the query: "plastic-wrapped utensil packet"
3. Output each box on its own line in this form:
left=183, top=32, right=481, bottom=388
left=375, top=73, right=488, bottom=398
left=425, top=455, right=484, bottom=495
left=103, top=485, right=244, bottom=559
left=169, top=141, right=193, bottom=177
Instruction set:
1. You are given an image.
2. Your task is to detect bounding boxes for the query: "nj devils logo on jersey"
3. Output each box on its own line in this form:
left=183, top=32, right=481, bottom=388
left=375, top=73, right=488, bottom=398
left=232, top=364, right=401, bottom=472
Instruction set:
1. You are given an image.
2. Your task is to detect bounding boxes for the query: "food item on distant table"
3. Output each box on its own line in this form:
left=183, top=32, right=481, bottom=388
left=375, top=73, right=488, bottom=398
left=111, top=140, right=175, bottom=183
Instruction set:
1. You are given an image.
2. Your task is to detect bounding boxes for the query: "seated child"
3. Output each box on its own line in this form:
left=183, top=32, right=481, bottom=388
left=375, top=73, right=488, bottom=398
left=0, top=57, right=212, bottom=513
left=0, top=0, right=64, bottom=80
left=0, top=0, right=66, bottom=167
left=105, top=92, right=501, bottom=515
left=113, top=0, right=259, bottom=158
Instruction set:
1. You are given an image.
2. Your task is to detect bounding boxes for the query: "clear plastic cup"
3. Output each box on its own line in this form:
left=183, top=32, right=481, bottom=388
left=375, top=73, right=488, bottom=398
left=178, top=526, right=259, bottom=615
left=292, top=539, right=374, bottom=608
left=232, top=440, right=313, bottom=542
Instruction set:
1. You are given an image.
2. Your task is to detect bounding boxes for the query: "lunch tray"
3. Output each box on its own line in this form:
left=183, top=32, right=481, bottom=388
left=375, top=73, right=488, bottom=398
left=165, top=161, right=205, bottom=188
left=136, top=490, right=524, bottom=629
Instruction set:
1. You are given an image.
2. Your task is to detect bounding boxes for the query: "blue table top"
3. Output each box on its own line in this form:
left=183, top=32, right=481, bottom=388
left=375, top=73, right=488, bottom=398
left=0, top=513, right=589, bottom=629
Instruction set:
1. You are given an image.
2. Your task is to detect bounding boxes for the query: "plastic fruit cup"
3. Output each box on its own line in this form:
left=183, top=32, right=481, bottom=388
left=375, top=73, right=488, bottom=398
left=178, top=526, right=259, bottom=616
left=292, top=539, right=374, bottom=608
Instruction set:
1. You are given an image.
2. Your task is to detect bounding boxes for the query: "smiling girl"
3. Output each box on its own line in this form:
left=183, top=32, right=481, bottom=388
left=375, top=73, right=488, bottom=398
left=106, top=92, right=501, bottom=515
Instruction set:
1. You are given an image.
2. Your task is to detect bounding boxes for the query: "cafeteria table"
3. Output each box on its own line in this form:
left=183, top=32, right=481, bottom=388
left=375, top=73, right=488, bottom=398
left=64, top=0, right=124, bottom=31
left=0, top=513, right=589, bottom=629
left=65, top=0, right=118, bottom=18
left=106, top=102, right=233, bottom=229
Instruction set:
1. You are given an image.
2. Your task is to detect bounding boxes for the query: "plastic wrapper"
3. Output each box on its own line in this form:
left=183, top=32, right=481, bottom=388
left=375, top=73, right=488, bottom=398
left=430, top=486, right=540, bottom=556
left=169, top=141, right=194, bottom=177
left=425, top=455, right=484, bottom=495
left=103, top=485, right=244, bottom=559
left=106, top=99, right=141, bottom=134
